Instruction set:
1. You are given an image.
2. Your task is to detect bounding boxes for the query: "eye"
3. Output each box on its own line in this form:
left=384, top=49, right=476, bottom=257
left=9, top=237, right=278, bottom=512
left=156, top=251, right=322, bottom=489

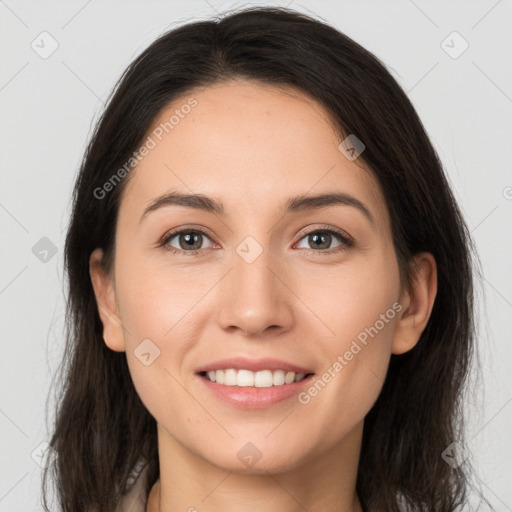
left=295, top=227, right=353, bottom=254
left=160, top=228, right=214, bottom=255
left=159, top=225, right=353, bottom=256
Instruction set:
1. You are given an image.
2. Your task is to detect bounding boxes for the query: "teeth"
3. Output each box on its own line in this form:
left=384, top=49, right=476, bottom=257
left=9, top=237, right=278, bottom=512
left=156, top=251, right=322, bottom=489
left=203, top=369, right=309, bottom=387
left=238, top=369, right=255, bottom=387
left=273, top=370, right=285, bottom=386
left=224, top=369, right=237, bottom=386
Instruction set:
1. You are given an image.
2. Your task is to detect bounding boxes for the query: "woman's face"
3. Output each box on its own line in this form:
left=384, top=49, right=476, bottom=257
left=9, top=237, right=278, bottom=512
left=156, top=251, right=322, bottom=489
left=91, top=80, right=418, bottom=474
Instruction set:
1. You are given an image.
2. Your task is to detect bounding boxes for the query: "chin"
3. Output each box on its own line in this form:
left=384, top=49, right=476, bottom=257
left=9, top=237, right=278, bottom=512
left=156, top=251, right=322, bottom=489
left=202, top=445, right=307, bottom=475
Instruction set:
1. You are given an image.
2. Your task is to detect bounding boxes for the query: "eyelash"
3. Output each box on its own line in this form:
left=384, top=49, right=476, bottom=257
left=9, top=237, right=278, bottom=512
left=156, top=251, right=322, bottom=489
left=158, top=225, right=354, bottom=257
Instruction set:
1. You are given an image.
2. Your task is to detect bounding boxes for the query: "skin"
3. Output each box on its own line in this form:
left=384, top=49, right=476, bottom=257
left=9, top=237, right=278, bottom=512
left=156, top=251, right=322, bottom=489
left=89, top=80, right=437, bottom=512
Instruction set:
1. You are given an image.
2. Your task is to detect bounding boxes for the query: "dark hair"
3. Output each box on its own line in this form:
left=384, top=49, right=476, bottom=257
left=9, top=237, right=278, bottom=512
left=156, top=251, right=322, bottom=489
left=42, top=6, right=490, bottom=511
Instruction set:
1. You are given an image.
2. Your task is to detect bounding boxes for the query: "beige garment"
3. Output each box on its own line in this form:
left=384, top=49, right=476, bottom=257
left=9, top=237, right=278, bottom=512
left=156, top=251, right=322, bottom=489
left=115, top=459, right=150, bottom=512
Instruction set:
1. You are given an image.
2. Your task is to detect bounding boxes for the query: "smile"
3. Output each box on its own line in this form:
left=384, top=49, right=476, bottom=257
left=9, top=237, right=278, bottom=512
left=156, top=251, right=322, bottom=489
left=201, top=369, right=313, bottom=387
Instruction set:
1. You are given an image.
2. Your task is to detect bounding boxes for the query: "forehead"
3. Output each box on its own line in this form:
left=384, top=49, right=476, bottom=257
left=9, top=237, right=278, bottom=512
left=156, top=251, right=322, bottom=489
left=120, top=80, right=389, bottom=234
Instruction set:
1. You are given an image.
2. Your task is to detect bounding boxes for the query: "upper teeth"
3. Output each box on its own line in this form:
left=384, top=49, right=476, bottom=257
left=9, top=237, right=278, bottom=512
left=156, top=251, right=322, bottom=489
left=205, top=369, right=307, bottom=387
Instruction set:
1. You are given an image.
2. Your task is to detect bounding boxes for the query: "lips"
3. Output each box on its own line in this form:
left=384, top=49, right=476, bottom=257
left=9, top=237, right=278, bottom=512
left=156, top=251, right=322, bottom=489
left=198, top=370, right=315, bottom=409
left=194, top=356, right=316, bottom=408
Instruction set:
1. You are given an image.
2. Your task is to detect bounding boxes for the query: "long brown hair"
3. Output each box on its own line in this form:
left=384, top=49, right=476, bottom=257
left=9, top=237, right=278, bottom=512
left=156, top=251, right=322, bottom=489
left=42, top=6, right=490, bottom=511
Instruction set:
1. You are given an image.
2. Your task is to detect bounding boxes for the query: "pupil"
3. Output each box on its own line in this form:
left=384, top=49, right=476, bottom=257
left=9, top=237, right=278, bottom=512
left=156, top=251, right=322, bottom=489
left=182, top=232, right=201, bottom=250
left=311, top=233, right=330, bottom=249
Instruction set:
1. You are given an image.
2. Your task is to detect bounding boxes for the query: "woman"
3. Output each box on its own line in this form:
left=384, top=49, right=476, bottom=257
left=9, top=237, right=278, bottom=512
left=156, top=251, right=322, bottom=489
left=42, top=6, right=490, bottom=511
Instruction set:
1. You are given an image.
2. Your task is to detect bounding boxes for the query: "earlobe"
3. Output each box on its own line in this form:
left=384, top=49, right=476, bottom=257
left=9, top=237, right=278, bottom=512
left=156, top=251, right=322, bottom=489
left=89, top=248, right=126, bottom=352
left=391, top=252, right=438, bottom=355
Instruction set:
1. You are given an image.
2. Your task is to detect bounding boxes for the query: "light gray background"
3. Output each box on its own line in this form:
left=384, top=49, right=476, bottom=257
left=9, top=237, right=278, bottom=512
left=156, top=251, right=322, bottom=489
left=1, top=0, right=511, bottom=510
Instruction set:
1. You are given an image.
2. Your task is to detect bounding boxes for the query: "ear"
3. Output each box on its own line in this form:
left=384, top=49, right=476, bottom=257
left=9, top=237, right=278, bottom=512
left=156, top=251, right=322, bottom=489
left=391, top=252, right=437, bottom=355
left=89, top=248, right=126, bottom=352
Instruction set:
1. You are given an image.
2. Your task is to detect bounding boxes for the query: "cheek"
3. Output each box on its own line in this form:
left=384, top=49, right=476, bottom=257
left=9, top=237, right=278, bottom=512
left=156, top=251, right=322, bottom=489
left=328, top=267, right=399, bottom=396
left=294, top=251, right=400, bottom=344
left=296, top=254, right=400, bottom=426
left=299, top=318, right=394, bottom=447
left=114, top=252, right=206, bottom=418
left=114, top=248, right=203, bottom=341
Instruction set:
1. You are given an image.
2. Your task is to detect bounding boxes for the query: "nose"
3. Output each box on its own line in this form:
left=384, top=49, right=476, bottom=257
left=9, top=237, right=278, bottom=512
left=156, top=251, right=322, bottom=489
left=215, top=242, right=294, bottom=338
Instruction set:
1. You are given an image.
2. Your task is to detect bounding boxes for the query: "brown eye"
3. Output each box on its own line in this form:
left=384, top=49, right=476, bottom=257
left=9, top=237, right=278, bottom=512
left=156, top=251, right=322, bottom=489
left=295, top=228, right=353, bottom=254
left=161, top=229, right=214, bottom=254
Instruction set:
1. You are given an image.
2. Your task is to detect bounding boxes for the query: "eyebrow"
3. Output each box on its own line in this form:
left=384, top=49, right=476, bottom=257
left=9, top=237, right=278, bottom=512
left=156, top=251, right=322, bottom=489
left=139, top=190, right=375, bottom=226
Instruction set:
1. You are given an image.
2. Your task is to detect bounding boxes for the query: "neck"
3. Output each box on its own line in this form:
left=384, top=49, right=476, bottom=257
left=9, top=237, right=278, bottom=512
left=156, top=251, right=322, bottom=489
left=147, top=421, right=364, bottom=512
